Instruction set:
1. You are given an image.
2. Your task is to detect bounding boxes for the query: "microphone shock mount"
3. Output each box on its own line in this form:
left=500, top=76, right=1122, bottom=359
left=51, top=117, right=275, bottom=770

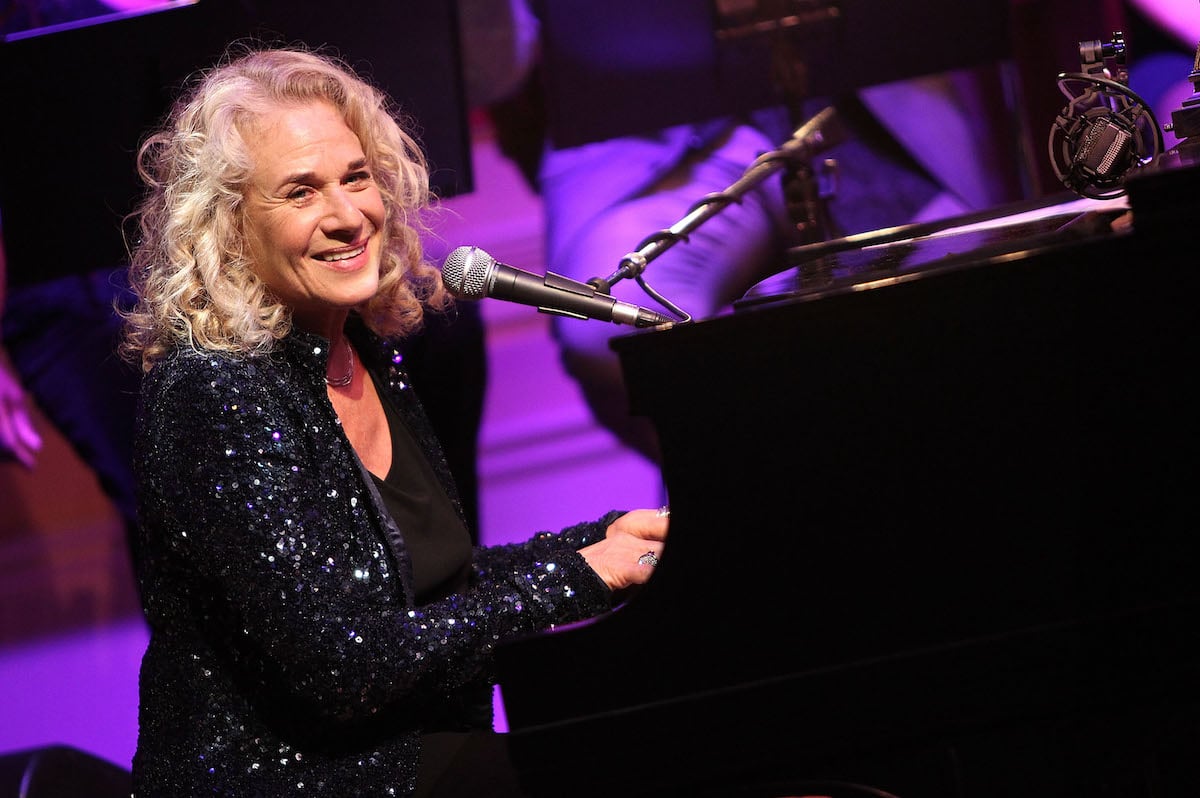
left=1048, top=31, right=1164, bottom=199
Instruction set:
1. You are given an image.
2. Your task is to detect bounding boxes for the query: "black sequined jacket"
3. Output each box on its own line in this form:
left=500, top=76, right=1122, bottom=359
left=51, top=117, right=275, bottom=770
left=130, top=320, right=617, bottom=796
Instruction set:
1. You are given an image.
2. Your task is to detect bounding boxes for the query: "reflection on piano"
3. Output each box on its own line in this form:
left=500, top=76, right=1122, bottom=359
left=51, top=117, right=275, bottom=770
left=495, top=157, right=1200, bottom=797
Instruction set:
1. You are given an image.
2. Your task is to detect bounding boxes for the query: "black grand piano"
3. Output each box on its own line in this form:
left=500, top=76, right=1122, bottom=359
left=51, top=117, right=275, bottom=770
left=495, top=154, right=1200, bottom=796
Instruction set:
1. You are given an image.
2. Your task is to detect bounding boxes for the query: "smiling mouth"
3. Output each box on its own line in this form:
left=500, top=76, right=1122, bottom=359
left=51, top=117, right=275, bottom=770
left=316, top=243, right=367, bottom=263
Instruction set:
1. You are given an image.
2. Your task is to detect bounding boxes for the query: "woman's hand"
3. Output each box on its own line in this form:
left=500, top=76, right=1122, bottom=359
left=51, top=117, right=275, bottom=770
left=579, top=507, right=669, bottom=592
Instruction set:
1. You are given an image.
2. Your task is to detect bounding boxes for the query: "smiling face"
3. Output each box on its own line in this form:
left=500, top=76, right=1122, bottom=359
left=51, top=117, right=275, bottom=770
left=240, top=100, right=386, bottom=337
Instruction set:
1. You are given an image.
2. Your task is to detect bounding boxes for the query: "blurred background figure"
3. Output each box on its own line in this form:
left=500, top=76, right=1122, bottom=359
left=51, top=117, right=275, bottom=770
left=472, top=0, right=1046, bottom=462
left=0, top=215, right=141, bottom=541
left=0, top=0, right=151, bottom=546
left=463, top=0, right=1197, bottom=465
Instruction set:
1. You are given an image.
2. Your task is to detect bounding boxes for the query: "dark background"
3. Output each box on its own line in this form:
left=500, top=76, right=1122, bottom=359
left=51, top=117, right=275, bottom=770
left=0, top=0, right=473, bottom=281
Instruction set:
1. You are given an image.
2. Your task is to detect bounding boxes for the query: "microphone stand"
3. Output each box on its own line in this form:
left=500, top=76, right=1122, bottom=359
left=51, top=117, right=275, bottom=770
left=585, top=106, right=847, bottom=315
left=1164, top=40, right=1200, bottom=167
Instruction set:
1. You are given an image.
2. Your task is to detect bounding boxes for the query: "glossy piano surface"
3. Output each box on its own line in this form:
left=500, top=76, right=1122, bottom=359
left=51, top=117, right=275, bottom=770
left=739, top=193, right=1130, bottom=310
left=495, top=158, right=1200, bottom=797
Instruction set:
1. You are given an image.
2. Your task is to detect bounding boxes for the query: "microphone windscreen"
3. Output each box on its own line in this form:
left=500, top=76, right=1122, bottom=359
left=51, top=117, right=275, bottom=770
left=441, top=246, right=494, bottom=299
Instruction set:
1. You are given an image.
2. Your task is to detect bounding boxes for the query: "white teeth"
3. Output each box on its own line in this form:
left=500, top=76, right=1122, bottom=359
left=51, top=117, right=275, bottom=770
left=318, top=245, right=365, bottom=262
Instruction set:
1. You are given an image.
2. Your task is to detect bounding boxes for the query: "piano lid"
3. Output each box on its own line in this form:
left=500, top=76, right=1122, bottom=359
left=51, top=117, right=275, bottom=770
left=738, top=193, right=1131, bottom=309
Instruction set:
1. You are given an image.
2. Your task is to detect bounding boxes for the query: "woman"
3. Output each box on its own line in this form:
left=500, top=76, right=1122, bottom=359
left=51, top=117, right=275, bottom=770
left=120, top=45, right=668, bottom=796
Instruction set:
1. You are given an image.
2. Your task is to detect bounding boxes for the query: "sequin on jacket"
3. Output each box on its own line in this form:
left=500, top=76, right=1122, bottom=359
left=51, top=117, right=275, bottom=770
left=130, top=320, right=617, bottom=796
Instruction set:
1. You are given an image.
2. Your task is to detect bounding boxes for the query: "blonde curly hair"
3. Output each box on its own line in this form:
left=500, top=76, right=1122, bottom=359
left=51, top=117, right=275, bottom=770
left=121, top=43, right=451, bottom=371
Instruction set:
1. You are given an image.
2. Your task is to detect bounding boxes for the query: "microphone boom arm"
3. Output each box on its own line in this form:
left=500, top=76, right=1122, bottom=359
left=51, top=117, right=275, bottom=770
left=588, top=105, right=845, bottom=295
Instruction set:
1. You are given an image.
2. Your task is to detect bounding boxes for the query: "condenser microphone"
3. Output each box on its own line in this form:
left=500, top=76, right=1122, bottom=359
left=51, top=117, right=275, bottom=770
left=441, top=246, right=674, bottom=328
left=1047, top=32, right=1164, bottom=199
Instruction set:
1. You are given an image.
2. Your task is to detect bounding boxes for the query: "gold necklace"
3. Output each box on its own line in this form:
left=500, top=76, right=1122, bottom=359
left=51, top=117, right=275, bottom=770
left=325, top=343, right=354, bottom=387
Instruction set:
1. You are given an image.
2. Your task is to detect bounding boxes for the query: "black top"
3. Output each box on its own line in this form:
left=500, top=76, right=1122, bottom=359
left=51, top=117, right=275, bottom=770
left=369, top=370, right=472, bottom=604
left=369, top=370, right=477, bottom=793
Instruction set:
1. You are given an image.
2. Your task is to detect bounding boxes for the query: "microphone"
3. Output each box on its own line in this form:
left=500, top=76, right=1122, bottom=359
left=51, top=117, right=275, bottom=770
left=441, top=246, right=674, bottom=328
left=1048, top=32, right=1164, bottom=199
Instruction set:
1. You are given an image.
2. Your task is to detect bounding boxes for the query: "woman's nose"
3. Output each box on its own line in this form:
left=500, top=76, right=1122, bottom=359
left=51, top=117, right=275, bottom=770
left=322, top=188, right=363, bottom=231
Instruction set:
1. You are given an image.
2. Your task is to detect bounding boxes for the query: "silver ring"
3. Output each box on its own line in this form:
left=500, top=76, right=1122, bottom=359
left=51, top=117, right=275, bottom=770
left=656, top=505, right=670, bottom=518
left=637, top=551, right=660, bottom=567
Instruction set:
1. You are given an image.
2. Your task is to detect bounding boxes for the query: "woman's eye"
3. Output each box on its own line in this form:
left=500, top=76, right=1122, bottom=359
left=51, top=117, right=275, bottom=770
left=347, top=171, right=372, bottom=186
